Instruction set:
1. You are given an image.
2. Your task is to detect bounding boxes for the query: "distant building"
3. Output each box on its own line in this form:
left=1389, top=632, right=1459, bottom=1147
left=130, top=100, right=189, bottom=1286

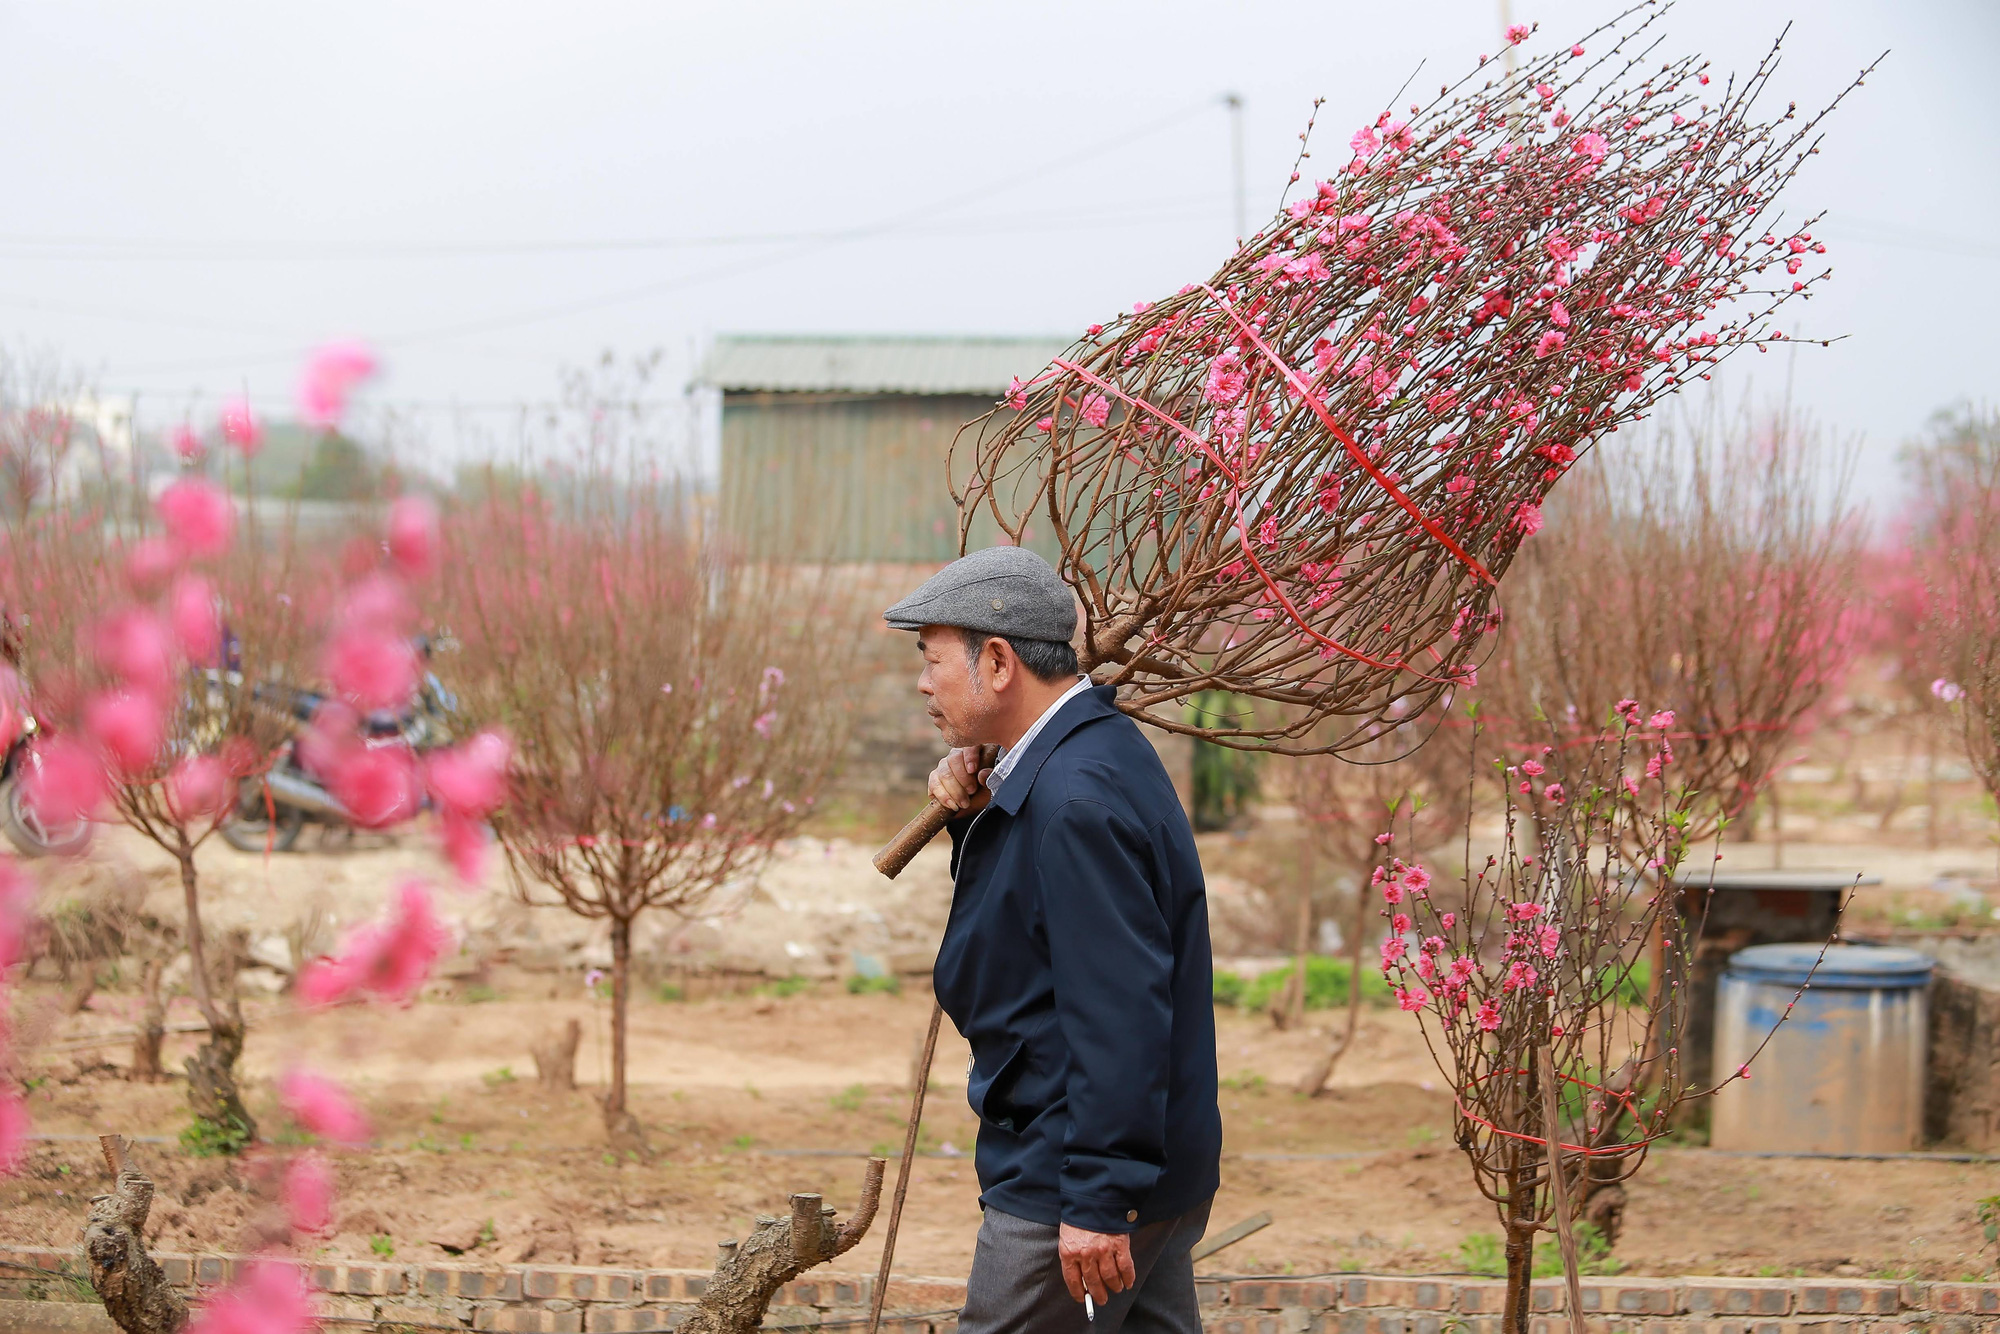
left=700, top=334, right=1071, bottom=561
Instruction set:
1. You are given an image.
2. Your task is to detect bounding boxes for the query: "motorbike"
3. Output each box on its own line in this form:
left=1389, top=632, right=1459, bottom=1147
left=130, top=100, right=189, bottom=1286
left=0, top=712, right=94, bottom=858
left=219, top=669, right=460, bottom=854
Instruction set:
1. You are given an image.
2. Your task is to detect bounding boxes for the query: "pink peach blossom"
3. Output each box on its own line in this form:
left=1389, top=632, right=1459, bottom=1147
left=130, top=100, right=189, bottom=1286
left=386, top=495, right=440, bottom=579
left=157, top=477, right=235, bottom=559
left=325, top=744, right=421, bottom=829
left=95, top=607, right=175, bottom=696
left=84, top=692, right=165, bottom=776
left=168, top=423, right=203, bottom=462
left=186, top=1259, right=314, bottom=1334
left=20, top=737, right=107, bottom=829
left=125, top=537, right=180, bottom=592
left=297, top=340, right=379, bottom=429
left=166, top=754, right=233, bottom=824
left=218, top=398, right=262, bottom=456
left=169, top=575, right=222, bottom=664
left=277, top=1068, right=370, bottom=1143
left=281, top=1153, right=335, bottom=1235
left=1079, top=393, right=1111, bottom=427
left=0, top=1090, right=27, bottom=1174
left=324, top=629, right=418, bottom=712
left=0, top=857, right=32, bottom=970
left=439, top=813, right=489, bottom=883
left=297, top=879, right=450, bottom=1006
left=425, top=731, right=509, bottom=817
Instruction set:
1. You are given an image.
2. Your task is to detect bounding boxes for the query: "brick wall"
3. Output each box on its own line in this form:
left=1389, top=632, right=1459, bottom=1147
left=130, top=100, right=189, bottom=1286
left=4, top=1247, right=1997, bottom=1332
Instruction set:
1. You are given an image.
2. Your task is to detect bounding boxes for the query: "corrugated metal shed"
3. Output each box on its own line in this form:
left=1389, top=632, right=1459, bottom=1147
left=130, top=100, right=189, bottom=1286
left=701, top=334, right=1074, bottom=396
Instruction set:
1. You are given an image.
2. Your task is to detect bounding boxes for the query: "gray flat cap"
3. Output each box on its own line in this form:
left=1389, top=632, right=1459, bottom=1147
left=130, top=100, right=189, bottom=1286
left=883, top=546, right=1077, bottom=642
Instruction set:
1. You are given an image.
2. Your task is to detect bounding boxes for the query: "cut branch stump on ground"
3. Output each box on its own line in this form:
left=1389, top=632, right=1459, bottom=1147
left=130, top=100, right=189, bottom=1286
left=681, top=1156, right=885, bottom=1334
left=533, top=1018, right=580, bottom=1091
left=83, top=1134, right=187, bottom=1334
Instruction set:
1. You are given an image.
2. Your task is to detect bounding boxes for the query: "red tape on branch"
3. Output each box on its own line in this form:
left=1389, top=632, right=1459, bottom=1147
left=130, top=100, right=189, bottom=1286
left=1453, top=1065, right=1664, bottom=1158
left=1049, top=357, right=1411, bottom=676
left=1200, top=286, right=1496, bottom=586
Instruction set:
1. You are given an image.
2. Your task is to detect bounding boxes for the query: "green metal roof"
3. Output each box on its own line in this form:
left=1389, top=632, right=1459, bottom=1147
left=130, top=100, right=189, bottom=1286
left=700, top=334, right=1075, bottom=396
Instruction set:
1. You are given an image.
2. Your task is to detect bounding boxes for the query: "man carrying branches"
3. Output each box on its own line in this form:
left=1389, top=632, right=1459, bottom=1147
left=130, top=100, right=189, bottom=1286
left=885, top=546, right=1220, bottom=1334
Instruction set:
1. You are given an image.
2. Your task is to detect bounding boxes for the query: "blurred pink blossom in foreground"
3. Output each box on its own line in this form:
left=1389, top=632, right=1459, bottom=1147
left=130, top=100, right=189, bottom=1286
left=20, top=736, right=108, bottom=828
left=157, top=477, right=235, bottom=560
left=187, top=1259, right=314, bottom=1334
left=277, top=1068, right=370, bottom=1144
left=281, top=1153, right=336, bottom=1234
left=297, top=879, right=451, bottom=1007
left=218, top=398, right=262, bottom=457
left=387, top=495, right=439, bottom=580
left=298, top=341, right=380, bottom=430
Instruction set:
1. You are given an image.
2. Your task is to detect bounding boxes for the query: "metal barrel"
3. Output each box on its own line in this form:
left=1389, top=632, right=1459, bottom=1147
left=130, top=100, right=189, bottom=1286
left=1711, top=943, right=1933, bottom=1153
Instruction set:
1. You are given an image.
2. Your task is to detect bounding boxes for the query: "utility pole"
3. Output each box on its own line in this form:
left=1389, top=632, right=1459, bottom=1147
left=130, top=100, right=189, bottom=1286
left=1223, top=91, right=1246, bottom=242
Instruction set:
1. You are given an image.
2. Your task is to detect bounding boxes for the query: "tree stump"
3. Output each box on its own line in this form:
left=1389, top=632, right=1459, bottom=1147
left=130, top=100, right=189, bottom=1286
left=83, top=1135, right=188, bottom=1334
left=130, top=958, right=167, bottom=1084
left=184, top=999, right=254, bottom=1146
left=681, top=1157, right=885, bottom=1334
left=533, top=1018, right=581, bottom=1091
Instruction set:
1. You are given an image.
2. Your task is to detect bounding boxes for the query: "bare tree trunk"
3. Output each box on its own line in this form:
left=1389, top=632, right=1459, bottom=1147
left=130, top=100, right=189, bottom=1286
left=1879, top=726, right=1913, bottom=832
left=176, top=841, right=253, bottom=1147
left=84, top=1135, right=188, bottom=1334
left=1296, top=879, right=1369, bottom=1097
left=130, top=958, right=167, bottom=1083
left=601, top=915, right=646, bottom=1152
left=1925, top=725, right=1940, bottom=851
left=64, top=967, right=99, bottom=1015
left=1288, top=872, right=1311, bottom=1030
left=1501, top=1157, right=1535, bottom=1334
left=533, top=1018, right=581, bottom=1091
left=1770, top=781, right=1784, bottom=869
left=681, top=1159, right=884, bottom=1334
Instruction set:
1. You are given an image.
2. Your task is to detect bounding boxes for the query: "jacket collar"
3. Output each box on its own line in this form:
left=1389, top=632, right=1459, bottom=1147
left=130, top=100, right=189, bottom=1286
left=990, top=684, right=1118, bottom=816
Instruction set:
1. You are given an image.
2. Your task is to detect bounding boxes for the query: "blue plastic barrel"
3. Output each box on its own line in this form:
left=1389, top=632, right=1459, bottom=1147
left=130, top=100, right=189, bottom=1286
left=1710, top=943, right=1933, bottom=1153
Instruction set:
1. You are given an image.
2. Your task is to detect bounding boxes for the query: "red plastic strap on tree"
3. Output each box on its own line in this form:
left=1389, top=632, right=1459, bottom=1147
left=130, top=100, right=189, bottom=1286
left=1048, top=357, right=1411, bottom=676
left=1452, top=1065, right=1664, bottom=1158
left=1200, top=286, right=1497, bottom=586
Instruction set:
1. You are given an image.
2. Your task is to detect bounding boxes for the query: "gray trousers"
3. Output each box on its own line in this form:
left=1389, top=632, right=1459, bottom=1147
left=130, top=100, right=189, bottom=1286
left=956, top=1199, right=1212, bottom=1334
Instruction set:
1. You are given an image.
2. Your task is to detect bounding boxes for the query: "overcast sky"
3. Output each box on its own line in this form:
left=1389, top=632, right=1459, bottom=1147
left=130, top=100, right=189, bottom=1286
left=0, top=0, right=1992, bottom=499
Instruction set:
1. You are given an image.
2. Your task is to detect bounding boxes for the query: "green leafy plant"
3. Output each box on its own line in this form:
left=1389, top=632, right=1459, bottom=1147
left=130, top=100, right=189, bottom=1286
left=1227, top=956, right=1395, bottom=1012
left=1211, top=971, right=1247, bottom=1007
left=655, top=981, right=685, bottom=1002
left=1978, top=1194, right=2000, bottom=1254
left=179, top=1114, right=253, bottom=1158
left=1460, top=1222, right=1620, bottom=1279
left=846, top=973, right=900, bottom=996
left=761, top=976, right=810, bottom=999
left=830, top=1084, right=868, bottom=1113
left=1189, top=693, right=1260, bottom=832
left=462, top=983, right=499, bottom=1004
left=370, top=1234, right=396, bottom=1259
left=481, top=1066, right=516, bottom=1088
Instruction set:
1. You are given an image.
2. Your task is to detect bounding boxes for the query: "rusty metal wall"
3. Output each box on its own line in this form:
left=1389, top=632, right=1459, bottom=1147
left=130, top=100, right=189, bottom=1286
left=719, top=392, right=1060, bottom=562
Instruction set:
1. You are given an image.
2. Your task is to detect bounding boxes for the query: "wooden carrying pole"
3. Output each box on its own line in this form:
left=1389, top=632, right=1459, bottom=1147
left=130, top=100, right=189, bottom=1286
left=866, top=1001, right=945, bottom=1334
left=872, top=745, right=997, bottom=880
left=1538, top=1046, right=1586, bottom=1331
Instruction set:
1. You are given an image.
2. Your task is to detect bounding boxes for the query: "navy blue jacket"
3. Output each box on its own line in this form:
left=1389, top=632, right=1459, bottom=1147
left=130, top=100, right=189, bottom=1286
left=936, top=685, right=1221, bottom=1234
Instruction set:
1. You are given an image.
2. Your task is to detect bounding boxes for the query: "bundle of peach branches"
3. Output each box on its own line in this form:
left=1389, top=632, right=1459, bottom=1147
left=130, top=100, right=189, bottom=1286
left=952, top=2, right=1868, bottom=756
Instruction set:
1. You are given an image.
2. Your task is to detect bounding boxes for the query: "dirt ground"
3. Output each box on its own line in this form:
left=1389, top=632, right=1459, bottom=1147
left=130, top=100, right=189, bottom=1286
left=7, top=982, right=2000, bottom=1284
left=10, top=730, right=2000, bottom=1287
